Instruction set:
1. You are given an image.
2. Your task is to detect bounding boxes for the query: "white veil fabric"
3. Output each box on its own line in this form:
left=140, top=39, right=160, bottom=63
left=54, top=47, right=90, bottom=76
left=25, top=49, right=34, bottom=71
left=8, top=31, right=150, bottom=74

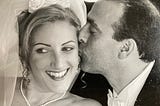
left=0, top=0, right=28, bottom=106
left=0, top=0, right=86, bottom=106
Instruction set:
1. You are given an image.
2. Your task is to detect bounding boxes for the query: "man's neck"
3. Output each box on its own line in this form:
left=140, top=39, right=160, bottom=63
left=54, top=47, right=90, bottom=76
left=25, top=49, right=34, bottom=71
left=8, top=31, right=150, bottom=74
left=106, top=60, right=150, bottom=94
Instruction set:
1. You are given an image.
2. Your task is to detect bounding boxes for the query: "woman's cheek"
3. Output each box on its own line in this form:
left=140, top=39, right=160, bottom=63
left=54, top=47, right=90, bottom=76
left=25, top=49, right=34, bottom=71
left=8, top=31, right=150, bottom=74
left=67, top=51, right=79, bottom=66
left=30, top=54, right=51, bottom=70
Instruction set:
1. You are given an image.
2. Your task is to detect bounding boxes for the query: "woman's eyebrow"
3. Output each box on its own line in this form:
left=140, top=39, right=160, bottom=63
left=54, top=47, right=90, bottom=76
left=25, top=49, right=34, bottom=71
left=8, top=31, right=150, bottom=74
left=62, top=40, right=76, bottom=46
left=33, top=43, right=51, bottom=47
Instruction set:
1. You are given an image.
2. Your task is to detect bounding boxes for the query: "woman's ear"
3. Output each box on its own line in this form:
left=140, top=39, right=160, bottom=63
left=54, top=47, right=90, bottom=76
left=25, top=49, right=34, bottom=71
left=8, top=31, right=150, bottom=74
left=118, top=39, right=136, bottom=59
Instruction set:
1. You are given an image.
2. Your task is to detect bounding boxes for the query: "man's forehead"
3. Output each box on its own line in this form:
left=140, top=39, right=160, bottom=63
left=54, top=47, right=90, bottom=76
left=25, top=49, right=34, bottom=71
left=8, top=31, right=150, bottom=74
left=88, top=0, right=125, bottom=25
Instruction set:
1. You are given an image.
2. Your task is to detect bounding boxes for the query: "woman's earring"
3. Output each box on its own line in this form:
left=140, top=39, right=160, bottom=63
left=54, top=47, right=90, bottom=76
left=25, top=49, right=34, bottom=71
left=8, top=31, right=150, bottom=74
left=22, top=68, right=30, bottom=89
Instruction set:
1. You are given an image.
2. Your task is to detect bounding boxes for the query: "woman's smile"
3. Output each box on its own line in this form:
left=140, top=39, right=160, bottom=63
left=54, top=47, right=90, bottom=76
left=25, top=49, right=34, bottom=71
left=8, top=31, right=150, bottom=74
left=45, top=67, right=70, bottom=81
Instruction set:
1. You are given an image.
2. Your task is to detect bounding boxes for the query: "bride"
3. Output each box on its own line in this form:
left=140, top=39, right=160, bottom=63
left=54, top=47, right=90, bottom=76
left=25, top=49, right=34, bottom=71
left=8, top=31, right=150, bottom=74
left=0, top=0, right=101, bottom=106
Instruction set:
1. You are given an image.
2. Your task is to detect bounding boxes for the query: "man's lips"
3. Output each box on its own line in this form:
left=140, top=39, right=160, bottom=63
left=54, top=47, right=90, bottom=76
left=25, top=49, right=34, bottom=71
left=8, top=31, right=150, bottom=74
left=45, top=68, right=70, bottom=80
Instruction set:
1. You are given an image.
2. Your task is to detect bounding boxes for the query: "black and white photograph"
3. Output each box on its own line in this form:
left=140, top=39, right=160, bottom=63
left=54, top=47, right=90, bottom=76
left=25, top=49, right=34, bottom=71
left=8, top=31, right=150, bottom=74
left=0, top=0, right=160, bottom=106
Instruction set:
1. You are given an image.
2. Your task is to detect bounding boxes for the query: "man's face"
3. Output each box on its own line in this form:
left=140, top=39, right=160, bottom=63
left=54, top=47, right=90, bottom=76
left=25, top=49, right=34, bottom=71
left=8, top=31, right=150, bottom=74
left=79, top=0, right=125, bottom=75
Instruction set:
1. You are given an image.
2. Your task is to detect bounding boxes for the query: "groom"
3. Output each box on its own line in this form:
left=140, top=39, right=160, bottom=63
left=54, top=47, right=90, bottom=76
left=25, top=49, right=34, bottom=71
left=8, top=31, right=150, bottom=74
left=78, top=0, right=160, bottom=106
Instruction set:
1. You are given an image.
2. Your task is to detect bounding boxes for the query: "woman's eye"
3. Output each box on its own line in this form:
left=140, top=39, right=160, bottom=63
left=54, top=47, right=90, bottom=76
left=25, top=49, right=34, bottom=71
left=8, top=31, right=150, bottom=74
left=62, top=47, right=74, bottom=52
left=36, top=48, right=48, bottom=53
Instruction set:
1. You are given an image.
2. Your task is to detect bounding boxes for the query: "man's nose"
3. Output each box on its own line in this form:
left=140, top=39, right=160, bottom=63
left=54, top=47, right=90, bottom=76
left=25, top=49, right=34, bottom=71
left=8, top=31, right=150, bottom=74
left=78, top=24, right=90, bottom=45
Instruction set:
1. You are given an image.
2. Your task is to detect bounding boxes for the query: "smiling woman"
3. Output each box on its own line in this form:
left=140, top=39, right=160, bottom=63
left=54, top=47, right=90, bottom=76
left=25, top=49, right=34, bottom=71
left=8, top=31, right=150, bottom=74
left=29, top=20, right=79, bottom=93
left=11, top=4, right=101, bottom=106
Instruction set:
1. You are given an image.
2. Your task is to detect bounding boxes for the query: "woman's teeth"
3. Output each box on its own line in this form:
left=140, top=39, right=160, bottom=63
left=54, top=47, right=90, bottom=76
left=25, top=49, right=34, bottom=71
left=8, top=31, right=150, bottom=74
left=48, top=70, right=66, bottom=77
left=46, top=68, right=69, bottom=80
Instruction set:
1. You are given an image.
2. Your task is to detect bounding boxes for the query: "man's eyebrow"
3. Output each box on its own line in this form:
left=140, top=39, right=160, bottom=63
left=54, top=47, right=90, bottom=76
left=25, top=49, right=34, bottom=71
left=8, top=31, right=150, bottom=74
left=87, top=17, right=101, bottom=33
left=33, top=43, right=51, bottom=47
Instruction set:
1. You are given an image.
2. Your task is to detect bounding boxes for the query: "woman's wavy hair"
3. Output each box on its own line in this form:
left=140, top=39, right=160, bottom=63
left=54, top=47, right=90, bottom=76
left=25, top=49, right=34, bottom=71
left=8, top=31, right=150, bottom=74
left=18, top=4, right=81, bottom=73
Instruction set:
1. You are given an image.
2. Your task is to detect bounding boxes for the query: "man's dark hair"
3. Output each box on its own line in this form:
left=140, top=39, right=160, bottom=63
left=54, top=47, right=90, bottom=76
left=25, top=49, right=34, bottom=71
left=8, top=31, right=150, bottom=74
left=113, top=0, right=160, bottom=62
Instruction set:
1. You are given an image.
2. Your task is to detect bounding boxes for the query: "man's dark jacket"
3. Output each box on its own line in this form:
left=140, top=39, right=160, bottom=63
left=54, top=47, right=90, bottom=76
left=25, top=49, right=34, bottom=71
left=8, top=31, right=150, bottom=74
left=135, top=59, right=160, bottom=106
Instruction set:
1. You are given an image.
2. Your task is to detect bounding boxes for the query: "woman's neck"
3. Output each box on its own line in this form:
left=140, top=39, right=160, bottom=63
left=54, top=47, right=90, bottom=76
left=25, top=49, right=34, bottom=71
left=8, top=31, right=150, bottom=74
left=23, top=76, right=67, bottom=106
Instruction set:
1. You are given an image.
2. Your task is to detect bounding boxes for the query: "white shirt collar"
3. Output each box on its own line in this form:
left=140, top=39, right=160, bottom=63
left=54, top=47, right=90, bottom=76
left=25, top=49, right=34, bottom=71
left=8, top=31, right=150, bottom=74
left=108, top=61, right=155, bottom=106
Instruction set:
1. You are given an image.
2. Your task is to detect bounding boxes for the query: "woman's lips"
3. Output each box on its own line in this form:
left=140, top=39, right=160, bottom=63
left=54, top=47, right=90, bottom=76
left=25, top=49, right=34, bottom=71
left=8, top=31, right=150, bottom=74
left=45, top=68, right=70, bottom=80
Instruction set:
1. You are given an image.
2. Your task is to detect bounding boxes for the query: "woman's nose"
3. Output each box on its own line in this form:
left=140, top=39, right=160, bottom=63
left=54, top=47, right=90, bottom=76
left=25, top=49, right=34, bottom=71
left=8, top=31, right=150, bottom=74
left=50, top=53, right=64, bottom=69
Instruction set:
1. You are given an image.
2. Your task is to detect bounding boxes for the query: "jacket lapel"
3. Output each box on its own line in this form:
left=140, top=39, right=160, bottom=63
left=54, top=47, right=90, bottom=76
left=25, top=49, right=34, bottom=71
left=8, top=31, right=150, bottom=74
left=135, top=60, right=160, bottom=106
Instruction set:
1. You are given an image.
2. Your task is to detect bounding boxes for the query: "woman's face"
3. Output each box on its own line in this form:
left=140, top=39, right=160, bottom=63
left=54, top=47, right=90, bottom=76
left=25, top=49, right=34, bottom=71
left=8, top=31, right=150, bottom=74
left=29, top=21, right=79, bottom=93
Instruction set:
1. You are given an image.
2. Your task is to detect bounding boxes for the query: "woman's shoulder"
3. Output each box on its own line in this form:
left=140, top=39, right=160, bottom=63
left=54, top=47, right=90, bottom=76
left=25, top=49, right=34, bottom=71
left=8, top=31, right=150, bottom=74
left=74, top=97, right=102, bottom=106
left=63, top=93, right=102, bottom=106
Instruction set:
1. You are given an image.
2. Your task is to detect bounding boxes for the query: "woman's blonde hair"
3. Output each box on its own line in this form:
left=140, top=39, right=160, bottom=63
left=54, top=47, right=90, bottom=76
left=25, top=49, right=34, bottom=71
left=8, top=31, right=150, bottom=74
left=19, top=4, right=81, bottom=73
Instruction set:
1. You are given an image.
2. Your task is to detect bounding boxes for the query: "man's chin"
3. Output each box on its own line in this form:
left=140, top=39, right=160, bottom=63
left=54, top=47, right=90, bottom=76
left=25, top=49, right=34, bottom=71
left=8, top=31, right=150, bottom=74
left=80, top=63, right=89, bottom=72
left=80, top=63, right=96, bottom=74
